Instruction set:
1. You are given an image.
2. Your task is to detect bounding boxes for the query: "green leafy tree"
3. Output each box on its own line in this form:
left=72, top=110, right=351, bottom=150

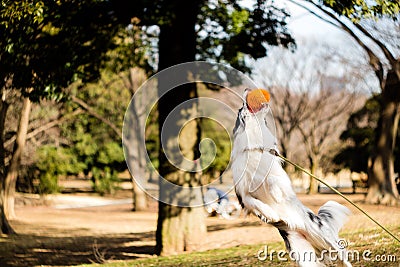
left=0, top=0, right=120, bottom=234
left=33, top=65, right=133, bottom=194
left=335, top=95, right=399, bottom=176
left=35, top=128, right=126, bottom=195
left=65, top=78, right=129, bottom=193
left=112, top=0, right=295, bottom=255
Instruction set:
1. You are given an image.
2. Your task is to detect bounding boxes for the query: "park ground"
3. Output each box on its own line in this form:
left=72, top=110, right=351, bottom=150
left=0, top=192, right=399, bottom=267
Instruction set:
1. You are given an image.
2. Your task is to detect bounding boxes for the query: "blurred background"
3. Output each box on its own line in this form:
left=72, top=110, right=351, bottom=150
left=0, top=0, right=399, bottom=265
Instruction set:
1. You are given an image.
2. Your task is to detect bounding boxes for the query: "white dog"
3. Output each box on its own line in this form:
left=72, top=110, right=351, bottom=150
left=231, top=88, right=351, bottom=267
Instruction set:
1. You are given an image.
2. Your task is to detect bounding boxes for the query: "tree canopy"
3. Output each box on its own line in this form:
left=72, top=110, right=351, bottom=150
left=320, top=0, right=399, bottom=21
left=334, top=95, right=400, bottom=174
left=112, top=0, right=296, bottom=73
left=1, top=0, right=119, bottom=100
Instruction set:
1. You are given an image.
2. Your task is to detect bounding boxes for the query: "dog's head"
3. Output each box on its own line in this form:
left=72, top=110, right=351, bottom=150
left=233, top=88, right=273, bottom=137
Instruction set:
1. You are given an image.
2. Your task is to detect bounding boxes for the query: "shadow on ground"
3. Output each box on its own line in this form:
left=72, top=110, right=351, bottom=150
left=0, top=231, right=155, bottom=267
left=207, top=221, right=262, bottom=232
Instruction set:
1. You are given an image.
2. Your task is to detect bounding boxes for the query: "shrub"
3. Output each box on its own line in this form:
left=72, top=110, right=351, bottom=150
left=91, top=166, right=121, bottom=196
left=35, top=145, right=86, bottom=194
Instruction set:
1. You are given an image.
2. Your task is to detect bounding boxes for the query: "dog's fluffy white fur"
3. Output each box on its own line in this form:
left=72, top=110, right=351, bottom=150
left=231, top=89, right=352, bottom=267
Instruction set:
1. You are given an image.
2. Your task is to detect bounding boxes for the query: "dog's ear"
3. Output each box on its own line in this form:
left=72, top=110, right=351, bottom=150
left=233, top=107, right=244, bottom=135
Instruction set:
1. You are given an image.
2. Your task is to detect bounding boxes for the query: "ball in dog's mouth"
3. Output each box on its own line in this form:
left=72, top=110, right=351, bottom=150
left=246, top=89, right=270, bottom=113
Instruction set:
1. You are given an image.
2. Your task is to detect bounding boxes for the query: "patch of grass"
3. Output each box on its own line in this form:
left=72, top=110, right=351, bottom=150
left=78, top=226, right=400, bottom=267
left=79, top=242, right=289, bottom=267
left=341, top=225, right=400, bottom=267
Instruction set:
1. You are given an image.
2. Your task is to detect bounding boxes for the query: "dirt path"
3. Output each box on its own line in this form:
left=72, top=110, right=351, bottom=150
left=1, top=193, right=399, bottom=267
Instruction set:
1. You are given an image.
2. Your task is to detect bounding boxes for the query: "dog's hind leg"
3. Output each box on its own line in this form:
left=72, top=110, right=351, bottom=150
left=280, top=230, right=325, bottom=267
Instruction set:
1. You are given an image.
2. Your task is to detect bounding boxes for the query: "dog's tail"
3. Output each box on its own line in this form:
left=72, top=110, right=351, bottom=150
left=276, top=201, right=351, bottom=266
left=318, top=200, right=351, bottom=235
left=307, top=201, right=352, bottom=266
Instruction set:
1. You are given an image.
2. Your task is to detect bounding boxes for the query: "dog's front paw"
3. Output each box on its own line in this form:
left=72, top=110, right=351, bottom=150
left=255, top=211, right=280, bottom=224
left=256, top=213, right=269, bottom=223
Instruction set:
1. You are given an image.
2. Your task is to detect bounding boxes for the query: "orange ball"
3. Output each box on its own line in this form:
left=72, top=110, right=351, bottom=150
left=246, top=89, right=270, bottom=113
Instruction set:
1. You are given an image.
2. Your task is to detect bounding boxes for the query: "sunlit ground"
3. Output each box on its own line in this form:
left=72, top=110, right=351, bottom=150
left=0, top=193, right=399, bottom=267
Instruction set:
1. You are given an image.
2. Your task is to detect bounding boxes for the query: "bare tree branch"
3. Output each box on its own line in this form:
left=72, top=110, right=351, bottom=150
left=4, top=108, right=84, bottom=148
left=71, top=96, right=122, bottom=139
left=289, top=0, right=385, bottom=85
left=352, top=23, right=397, bottom=67
left=287, top=0, right=340, bottom=29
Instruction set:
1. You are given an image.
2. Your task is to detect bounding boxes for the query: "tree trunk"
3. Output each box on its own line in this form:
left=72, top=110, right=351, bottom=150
left=308, top=156, right=319, bottom=194
left=157, top=198, right=206, bottom=255
left=132, top=177, right=147, bottom=211
left=4, top=97, right=31, bottom=219
left=124, top=138, right=148, bottom=211
left=366, top=70, right=400, bottom=205
left=155, top=0, right=206, bottom=256
left=0, top=97, right=15, bottom=235
left=128, top=89, right=148, bottom=211
left=156, top=87, right=206, bottom=255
